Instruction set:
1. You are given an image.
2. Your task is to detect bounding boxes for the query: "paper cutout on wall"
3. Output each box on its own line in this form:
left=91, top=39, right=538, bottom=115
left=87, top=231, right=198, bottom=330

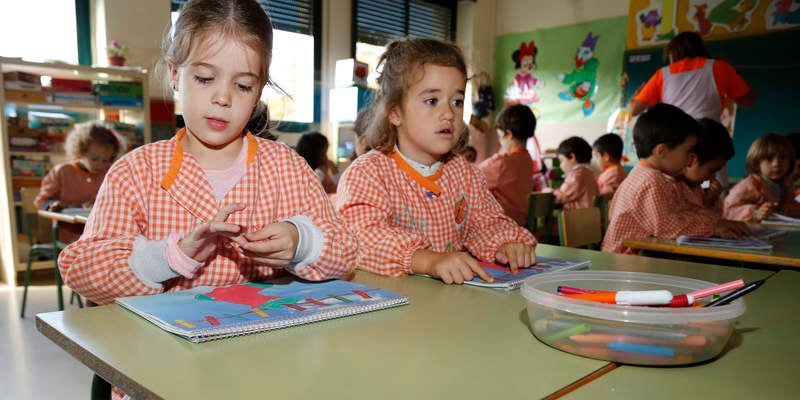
left=556, top=32, right=600, bottom=116
left=504, top=41, right=545, bottom=115
left=628, top=0, right=800, bottom=49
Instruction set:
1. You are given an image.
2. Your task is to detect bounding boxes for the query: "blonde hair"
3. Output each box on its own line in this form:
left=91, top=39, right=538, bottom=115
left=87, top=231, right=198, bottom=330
left=745, top=133, right=796, bottom=176
left=157, top=0, right=274, bottom=124
left=366, top=37, right=469, bottom=155
left=65, top=121, right=126, bottom=161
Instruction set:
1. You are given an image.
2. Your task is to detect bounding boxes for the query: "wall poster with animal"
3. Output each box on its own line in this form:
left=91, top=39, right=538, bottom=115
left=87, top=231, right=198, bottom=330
left=628, top=0, right=800, bottom=50
left=495, top=16, right=626, bottom=123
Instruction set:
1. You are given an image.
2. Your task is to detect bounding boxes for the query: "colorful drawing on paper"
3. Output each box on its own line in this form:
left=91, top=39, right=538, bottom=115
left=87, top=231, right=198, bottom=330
left=120, top=281, right=394, bottom=333
left=556, top=32, right=600, bottom=116
left=636, top=0, right=679, bottom=46
left=688, top=0, right=757, bottom=35
left=766, top=0, right=800, bottom=29
left=504, top=40, right=545, bottom=116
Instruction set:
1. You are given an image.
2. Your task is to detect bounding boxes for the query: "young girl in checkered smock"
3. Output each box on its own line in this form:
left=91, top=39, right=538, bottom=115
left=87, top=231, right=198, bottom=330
left=335, top=37, right=537, bottom=285
left=58, top=0, right=357, bottom=311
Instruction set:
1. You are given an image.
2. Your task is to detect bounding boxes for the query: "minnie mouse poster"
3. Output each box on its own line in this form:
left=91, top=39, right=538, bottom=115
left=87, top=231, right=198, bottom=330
left=504, top=41, right=544, bottom=111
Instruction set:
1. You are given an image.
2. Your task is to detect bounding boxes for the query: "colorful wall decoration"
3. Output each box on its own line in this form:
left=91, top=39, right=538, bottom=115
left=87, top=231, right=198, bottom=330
left=628, top=0, right=800, bottom=49
left=494, top=16, right=627, bottom=123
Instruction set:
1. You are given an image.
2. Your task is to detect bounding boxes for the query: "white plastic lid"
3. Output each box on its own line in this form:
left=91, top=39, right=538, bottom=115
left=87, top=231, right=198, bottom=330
left=521, top=271, right=746, bottom=324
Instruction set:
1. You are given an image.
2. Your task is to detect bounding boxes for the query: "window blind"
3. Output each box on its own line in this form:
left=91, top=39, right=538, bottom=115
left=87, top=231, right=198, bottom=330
left=171, top=0, right=313, bottom=35
left=355, top=0, right=456, bottom=46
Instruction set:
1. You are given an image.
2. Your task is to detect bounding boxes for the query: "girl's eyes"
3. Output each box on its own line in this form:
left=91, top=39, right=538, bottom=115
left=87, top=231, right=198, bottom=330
left=423, top=98, right=465, bottom=108
left=193, top=76, right=254, bottom=92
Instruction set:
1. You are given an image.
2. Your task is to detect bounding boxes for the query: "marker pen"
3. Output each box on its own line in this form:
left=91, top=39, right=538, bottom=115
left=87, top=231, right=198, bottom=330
left=687, top=279, right=745, bottom=299
left=607, top=341, right=675, bottom=357
left=556, top=285, right=614, bottom=295
left=705, top=279, right=766, bottom=307
left=534, top=318, right=689, bottom=340
left=561, top=290, right=673, bottom=305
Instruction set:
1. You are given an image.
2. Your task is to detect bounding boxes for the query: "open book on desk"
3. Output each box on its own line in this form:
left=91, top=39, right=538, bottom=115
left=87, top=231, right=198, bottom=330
left=676, top=235, right=773, bottom=251
left=116, top=279, right=409, bottom=343
left=464, top=256, right=591, bottom=290
left=761, top=213, right=800, bottom=227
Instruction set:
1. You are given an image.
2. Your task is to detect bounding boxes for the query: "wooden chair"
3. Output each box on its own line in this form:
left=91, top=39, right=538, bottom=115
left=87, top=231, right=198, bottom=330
left=526, top=192, right=556, bottom=244
left=19, top=187, right=82, bottom=318
left=557, top=206, right=603, bottom=249
left=595, top=196, right=611, bottom=235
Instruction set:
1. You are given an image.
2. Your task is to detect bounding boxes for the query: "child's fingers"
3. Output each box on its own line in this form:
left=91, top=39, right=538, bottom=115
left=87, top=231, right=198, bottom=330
left=212, top=203, right=246, bottom=222
left=467, top=259, right=493, bottom=283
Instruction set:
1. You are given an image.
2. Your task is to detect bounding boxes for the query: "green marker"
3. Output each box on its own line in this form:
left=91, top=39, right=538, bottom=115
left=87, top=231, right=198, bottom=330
left=544, top=322, right=591, bottom=342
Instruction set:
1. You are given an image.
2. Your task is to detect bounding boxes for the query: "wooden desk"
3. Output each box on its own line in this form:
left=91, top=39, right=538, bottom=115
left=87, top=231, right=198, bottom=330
left=622, top=231, right=800, bottom=268
left=37, top=209, right=89, bottom=225
left=564, top=269, right=800, bottom=399
left=35, top=245, right=772, bottom=400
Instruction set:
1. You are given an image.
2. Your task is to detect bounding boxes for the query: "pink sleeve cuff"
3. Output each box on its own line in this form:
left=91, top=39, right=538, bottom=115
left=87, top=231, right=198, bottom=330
left=166, top=233, right=203, bottom=279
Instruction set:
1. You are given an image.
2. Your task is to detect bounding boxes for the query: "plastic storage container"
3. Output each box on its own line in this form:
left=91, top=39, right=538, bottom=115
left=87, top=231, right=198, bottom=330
left=521, top=271, right=746, bottom=366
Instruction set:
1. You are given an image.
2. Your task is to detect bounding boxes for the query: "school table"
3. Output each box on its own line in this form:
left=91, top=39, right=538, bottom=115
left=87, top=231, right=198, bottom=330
left=563, top=268, right=800, bottom=399
left=36, top=245, right=772, bottom=400
left=621, top=230, right=800, bottom=269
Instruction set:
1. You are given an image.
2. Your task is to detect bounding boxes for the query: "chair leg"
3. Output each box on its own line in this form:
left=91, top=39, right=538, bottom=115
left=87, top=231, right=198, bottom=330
left=71, top=291, right=84, bottom=308
left=90, top=373, right=112, bottom=400
left=20, top=255, right=34, bottom=318
left=55, top=260, right=64, bottom=311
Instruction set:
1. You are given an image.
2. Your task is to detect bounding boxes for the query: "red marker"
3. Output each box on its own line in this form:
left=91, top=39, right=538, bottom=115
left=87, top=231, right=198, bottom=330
left=669, top=279, right=745, bottom=307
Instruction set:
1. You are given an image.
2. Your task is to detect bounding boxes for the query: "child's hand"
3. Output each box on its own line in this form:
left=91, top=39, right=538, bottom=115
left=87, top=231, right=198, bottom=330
left=495, top=243, right=537, bottom=274
left=179, top=203, right=246, bottom=262
left=47, top=201, right=64, bottom=212
left=239, top=222, right=299, bottom=268
left=411, top=250, right=493, bottom=284
left=715, top=219, right=751, bottom=239
left=754, top=202, right=778, bottom=222
left=81, top=200, right=94, bottom=209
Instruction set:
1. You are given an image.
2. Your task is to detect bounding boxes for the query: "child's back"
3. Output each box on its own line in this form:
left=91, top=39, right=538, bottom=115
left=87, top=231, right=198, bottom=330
left=602, top=104, right=718, bottom=253
left=552, top=136, right=598, bottom=210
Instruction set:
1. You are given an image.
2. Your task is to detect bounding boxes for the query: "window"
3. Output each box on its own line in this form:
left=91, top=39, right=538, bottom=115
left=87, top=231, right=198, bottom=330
left=353, top=0, right=456, bottom=88
left=0, top=0, right=79, bottom=64
left=171, top=0, right=319, bottom=123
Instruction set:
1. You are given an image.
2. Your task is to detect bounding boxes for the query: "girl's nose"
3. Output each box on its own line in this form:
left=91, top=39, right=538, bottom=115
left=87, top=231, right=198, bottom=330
left=213, top=88, right=231, bottom=107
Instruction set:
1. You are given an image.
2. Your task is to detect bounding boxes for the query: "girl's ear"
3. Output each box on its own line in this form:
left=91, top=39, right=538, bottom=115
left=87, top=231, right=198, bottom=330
left=389, top=106, right=402, bottom=127
left=687, top=152, right=699, bottom=167
left=168, top=64, right=179, bottom=91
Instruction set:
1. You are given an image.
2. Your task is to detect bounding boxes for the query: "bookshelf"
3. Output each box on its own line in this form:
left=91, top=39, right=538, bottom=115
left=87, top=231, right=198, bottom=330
left=0, top=57, right=151, bottom=286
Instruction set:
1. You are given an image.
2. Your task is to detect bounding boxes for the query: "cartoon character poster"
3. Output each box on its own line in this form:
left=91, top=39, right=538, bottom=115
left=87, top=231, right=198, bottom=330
left=556, top=32, right=600, bottom=116
left=504, top=41, right=545, bottom=114
left=629, top=0, right=800, bottom=49
left=495, top=16, right=626, bottom=123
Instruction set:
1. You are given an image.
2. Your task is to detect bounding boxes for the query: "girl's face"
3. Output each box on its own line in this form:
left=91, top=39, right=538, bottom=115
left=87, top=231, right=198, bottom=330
left=79, top=143, right=115, bottom=175
left=390, top=64, right=466, bottom=165
left=170, top=36, right=262, bottom=163
left=759, top=156, right=790, bottom=181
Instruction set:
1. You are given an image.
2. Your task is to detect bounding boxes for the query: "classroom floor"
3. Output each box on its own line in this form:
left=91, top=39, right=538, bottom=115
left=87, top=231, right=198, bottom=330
left=1, top=281, right=92, bottom=399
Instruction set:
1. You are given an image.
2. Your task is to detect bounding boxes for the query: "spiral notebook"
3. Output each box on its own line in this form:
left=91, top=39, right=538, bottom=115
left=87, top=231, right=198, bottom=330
left=461, top=256, right=591, bottom=290
left=676, top=235, right=773, bottom=251
left=116, top=279, right=409, bottom=343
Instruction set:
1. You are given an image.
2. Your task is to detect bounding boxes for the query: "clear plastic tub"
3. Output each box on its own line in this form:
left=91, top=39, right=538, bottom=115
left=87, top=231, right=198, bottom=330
left=521, top=271, right=746, bottom=366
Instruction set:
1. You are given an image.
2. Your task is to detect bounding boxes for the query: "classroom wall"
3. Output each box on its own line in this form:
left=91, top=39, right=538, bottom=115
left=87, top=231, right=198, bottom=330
left=489, top=0, right=629, bottom=151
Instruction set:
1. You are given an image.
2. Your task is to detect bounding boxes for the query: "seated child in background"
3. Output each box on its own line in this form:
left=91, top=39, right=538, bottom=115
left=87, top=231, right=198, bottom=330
left=547, top=136, right=598, bottom=210
left=679, top=118, right=750, bottom=234
left=34, top=121, right=126, bottom=243
left=478, top=104, right=536, bottom=226
left=336, top=37, right=537, bottom=284
left=724, top=133, right=800, bottom=222
left=351, top=105, right=374, bottom=160
left=592, top=133, right=626, bottom=198
left=296, top=131, right=338, bottom=194
left=602, top=104, right=737, bottom=254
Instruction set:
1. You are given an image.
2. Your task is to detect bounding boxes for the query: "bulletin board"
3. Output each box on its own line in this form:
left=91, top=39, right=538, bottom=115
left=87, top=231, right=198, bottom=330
left=623, top=28, right=800, bottom=178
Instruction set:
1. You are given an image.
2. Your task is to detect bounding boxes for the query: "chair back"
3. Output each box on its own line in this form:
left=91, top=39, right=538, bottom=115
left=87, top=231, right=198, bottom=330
left=526, top=192, right=556, bottom=239
left=558, top=206, right=602, bottom=248
left=19, top=187, right=44, bottom=245
left=595, top=196, right=611, bottom=234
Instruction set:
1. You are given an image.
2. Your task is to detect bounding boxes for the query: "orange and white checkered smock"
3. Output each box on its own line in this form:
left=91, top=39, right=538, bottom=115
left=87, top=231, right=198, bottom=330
left=335, top=150, right=537, bottom=276
left=58, top=130, right=356, bottom=305
left=602, top=162, right=718, bottom=254
left=596, top=164, right=627, bottom=198
left=553, top=165, right=599, bottom=210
